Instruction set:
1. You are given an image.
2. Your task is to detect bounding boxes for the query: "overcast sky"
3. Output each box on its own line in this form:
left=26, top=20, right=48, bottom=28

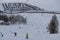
left=0, top=0, right=60, bottom=11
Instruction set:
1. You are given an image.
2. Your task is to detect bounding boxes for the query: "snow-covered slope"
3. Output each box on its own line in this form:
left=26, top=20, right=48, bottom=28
left=0, top=13, right=60, bottom=40
left=0, top=0, right=60, bottom=11
left=0, top=3, right=59, bottom=14
left=0, top=0, right=60, bottom=40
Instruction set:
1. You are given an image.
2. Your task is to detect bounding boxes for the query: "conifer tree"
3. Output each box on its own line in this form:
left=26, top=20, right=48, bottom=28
left=48, top=14, right=59, bottom=34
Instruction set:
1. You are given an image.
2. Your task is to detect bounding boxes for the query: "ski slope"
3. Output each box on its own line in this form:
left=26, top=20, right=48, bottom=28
left=0, top=0, right=60, bottom=40
left=0, top=13, right=60, bottom=40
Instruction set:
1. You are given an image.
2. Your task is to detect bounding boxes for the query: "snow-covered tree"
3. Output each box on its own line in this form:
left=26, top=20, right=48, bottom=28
left=48, top=14, right=59, bottom=34
left=9, top=15, right=16, bottom=24
left=9, top=15, right=27, bottom=24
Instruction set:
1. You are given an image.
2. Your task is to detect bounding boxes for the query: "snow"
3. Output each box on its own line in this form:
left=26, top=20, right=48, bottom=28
left=0, top=20, right=4, bottom=23
left=0, top=13, right=60, bottom=40
left=0, top=0, right=60, bottom=40
left=0, top=0, right=60, bottom=12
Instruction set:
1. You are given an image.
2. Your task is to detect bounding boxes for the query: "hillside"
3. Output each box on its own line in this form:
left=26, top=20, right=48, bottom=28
left=0, top=13, right=60, bottom=40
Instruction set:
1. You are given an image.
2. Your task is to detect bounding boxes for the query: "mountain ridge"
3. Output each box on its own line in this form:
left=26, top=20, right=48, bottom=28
left=0, top=3, right=60, bottom=14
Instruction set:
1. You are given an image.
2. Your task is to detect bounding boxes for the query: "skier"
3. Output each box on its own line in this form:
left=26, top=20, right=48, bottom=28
left=14, top=32, right=17, bottom=37
left=10, top=31, right=17, bottom=37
